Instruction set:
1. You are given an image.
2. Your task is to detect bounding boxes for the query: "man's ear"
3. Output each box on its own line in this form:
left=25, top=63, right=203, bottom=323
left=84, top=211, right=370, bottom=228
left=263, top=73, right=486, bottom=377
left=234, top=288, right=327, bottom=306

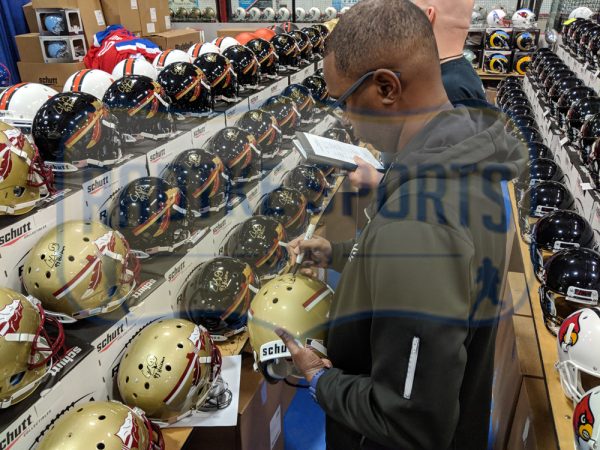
left=426, top=6, right=436, bottom=25
left=373, top=70, right=401, bottom=105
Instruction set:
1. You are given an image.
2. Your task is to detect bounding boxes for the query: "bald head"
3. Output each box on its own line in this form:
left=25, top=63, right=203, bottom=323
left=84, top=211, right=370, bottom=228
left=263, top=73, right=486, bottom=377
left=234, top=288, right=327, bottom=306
left=324, top=0, right=439, bottom=78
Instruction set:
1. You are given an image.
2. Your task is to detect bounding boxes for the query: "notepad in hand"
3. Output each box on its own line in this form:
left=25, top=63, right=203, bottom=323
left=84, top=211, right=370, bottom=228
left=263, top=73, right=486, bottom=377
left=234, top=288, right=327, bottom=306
left=294, top=132, right=384, bottom=171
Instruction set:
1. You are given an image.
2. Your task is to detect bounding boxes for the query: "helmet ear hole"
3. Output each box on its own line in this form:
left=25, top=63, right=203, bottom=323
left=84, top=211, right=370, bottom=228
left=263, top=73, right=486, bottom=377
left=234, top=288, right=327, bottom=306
left=12, top=187, right=24, bottom=198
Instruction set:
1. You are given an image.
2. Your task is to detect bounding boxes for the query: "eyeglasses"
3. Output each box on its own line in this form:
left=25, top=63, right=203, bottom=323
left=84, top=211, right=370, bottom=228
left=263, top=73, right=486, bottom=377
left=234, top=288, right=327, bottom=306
left=329, top=70, right=401, bottom=111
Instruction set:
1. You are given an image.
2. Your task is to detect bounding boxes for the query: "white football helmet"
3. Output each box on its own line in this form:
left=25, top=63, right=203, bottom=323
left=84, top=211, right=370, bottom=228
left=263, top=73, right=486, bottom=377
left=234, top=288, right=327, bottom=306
left=0, top=82, right=58, bottom=130
left=340, top=6, right=351, bottom=15
left=574, top=386, right=600, bottom=450
left=472, top=5, right=487, bottom=23
left=570, top=7, right=594, bottom=20
left=324, top=7, right=338, bottom=20
left=277, top=7, right=291, bottom=21
left=487, top=9, right=508, bottom=27
left=233, top=7, right=246, bottom=21
left=152, top=49, right=191, bottom=72
left=308, top=7, right=322, bottom=21
left=211, top=36, right=240, bottom=52
left=512, top=8, right=536, bottom=27
left=63, top=69, right=114, bottom=100
left=247, top=7, right=261, bottom=21
left=262, top=7, right=276, bottom=21
left=557, top=308, right=600, bottom=403
left=111, top=57, right=157, bottom=80
left=187, top=42, right=221, bottom=59
left=296, top=7, right=306, bottom=21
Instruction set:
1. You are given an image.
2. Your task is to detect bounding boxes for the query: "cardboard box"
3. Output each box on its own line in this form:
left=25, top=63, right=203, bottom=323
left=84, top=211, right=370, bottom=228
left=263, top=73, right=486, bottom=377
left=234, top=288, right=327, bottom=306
left=22, top=3, right=39, bottom=32
left=149, top=28, right=201, bottom=51
left=36, top=8, right=84, bottom=36
left=138, top=0, right=169, bottom=36
left=32, top=0, right=106, bottom=45
left=17, top=60, right=85, bottom=90
left=101, top=0, right=142, bottom=34
left=507, top=380, right=538, bottom=450
left=15, top=33, right=44, bottom=62
left=40, top=35, right=87, bottom=63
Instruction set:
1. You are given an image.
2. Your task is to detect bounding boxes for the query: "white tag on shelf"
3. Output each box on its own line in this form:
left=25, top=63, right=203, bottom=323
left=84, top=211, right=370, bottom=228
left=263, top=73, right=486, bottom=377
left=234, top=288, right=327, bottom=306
left=150, top=7, right=157, bottom=22
left=582, top=182, right=594, bottom=191
left=165, top=16, right=171, bottom=29
left=131, top=0, right=138, bottom=9
left=560, top=137, right=570, bottom=146
left=146, top=22, right=155, bottom=33
left=94, top=10, right=105, bottom=26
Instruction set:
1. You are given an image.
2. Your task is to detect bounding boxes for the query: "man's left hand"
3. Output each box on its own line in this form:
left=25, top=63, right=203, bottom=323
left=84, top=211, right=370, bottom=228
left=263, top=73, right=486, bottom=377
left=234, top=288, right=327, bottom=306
left=275, top=328, right=333, bottom=382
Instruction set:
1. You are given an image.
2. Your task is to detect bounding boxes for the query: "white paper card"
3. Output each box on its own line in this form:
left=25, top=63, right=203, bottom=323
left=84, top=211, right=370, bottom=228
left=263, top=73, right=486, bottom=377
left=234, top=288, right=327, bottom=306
left=146, top=22, right=155, bottom=33
left=150, top=7, right=157, bottom=22
left=269, top=405, right=282, bottom=450
left=130, top=0, right=138, bottom=9
left=165, top=15, right=171, bottom=29
left=95, top=10, right=105, bottom=26
left=302, top=133, right=384, bottom=170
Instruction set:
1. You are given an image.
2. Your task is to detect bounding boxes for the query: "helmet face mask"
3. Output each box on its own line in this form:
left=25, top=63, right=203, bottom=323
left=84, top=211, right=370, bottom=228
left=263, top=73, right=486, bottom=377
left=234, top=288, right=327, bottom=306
left=271, top=34, right=301, bottom=71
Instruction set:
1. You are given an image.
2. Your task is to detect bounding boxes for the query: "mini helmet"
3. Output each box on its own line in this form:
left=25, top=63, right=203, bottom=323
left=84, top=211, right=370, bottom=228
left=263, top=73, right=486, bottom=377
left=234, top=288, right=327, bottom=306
left=322, top=127, right=353, bottom=144
left=175, top=7, right=188, bottom=20
left=530, top=210, right=596, bottom=280
left=497, top=88, right=526, bottom=109
left=277, top=7, right=291, bottom=21
left=580, top=113, right=600, bottom=163
left=537, top=62, right=569, bottom=92
left=542, top=68, right=576, bottom=98
left=211, top=37, right=240, bottom=52
left=0, top=82, right=58, bottom=130
left=112, top=57, right=158, bottom=81
left=0, top=121, right=55, bottom=215
left=232, top=6, right=246, bottom=21
left=566, top=97, right=600, bottom=142
left=235, top=109, right=282, bottom=159
left=302, top=75, right=329, bottom=105
left=117, top=319, right=222, bottom=424
left=283, top=84, right=316, bottom=124
left=193, top=53, right=238, bottom=102
left=187, top=42, right=220, bottom=59
left=312, top=24, right=330, bottom=40
left=505, top=114, right=537, bottom=135
left=514, top=126, right=543, bottom=145
left=108, top=177, right=193, bottom=257
left=501, top=96, right=530, bottom=114
left=103, top=75, right=175, bottom=141
left=152, top=49, right=191, bottom=72
left=246, top=38, right=279, bottom=78
left=516, top=158, right=564, bottom=190
left=514, top=54, right=532, bottom=75
left=557, top=86, right=597, bottom=127
left=527, top=142, right=553, bottom=160
left=43, top=13, right=65, bottom=34
left=540, top=248, right=600, bottom=335
left=302, top=27, right=324, bottom=55
left=262, top=7, right=276, bottom=21
left=487, top=9, right=508, bottom=27
left=518, top=181, right=575, bottom=240
left=0, top=288, right=64, bottom=408
left=487, top=30, right=511, bottom=49
left=270, top=34, right=300, bottom=69
left=324, top=6, right=338, bottom=20
left=208, top=127, right=261, bottom=184
left=247, top=7, right=261, bottom=21
left=32, top=92, right=123, bottom=171
left=573, top=386, right=600, bottom=450
left=223, top=216, right=289, bottom=278
left=248, top=274, right=332, bottom=382
left=257, top=187, right=309, bottom=239
left=36, top=400, right=164, bottom=450
left=571, top=21, right=597, bottom=55
left=512, top=9, right=536, bottom=27
left=63, top=69, right=115, bottom=101
left=181, top=257, right=259, bottom=340
left=570, top=7, right=594, bottom=20
left=161, top=149, right=229, bottom=218
left=548, top=77, right=584, bottom=117
left=307, top=7, right=323, bottom=21
left=157, top=62, right=212, bottom=116
left=506, top=104, right=534, bottom=119
left=188, top=7, right=202, bottom=20
left=579, top=25, right=600, bottom=60
left=295, top=7, right=306, bottom=21
left=222, top=45, right=260, bottom=88
left=290, top=30, right=313, bottom=61
left=283, top=165, right=328, bottom=212
left=261, top=96, right=301, bottom=138
left=515, top=31, right=536, bottom=52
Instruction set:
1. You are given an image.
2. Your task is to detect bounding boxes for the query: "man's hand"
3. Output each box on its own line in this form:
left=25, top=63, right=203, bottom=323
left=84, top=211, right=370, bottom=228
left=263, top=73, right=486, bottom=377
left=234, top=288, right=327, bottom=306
left=275, top=328, right=332, bottom=382
left=289, top=234, right=333, bottom=277
left=347, top=156, right=384, bottom=190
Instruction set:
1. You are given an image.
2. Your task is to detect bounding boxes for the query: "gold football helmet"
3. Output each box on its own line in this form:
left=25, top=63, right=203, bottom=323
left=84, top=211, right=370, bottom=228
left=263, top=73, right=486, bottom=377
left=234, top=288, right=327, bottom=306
left=36, top=400, right=164, bottom=450
left=117, top=319, right=222, bottom=424
left=22, top=220, right=139, bottom=322
left=0, top=121, right=54, bottom=215
left=248, top=274, right=332, bottom=383
left=0, top=287, right=64, bottom=408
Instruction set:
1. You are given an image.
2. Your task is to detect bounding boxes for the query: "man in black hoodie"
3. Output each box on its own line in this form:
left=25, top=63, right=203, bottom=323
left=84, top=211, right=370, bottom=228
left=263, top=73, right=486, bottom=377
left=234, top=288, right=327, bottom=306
left=277, top=1, right=527, bottom=449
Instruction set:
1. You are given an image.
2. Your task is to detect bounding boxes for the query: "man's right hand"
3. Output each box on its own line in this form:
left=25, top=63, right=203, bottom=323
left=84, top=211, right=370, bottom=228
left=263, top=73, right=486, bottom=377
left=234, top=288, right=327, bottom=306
left=289, top=234, right=333, bottom=276
left=347, top=156, right=384, bottom=190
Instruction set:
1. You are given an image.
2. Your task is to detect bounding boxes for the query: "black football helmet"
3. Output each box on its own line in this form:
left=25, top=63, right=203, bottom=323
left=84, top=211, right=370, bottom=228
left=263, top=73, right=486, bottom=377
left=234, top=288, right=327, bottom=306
left=531, top=55, right=561, bottom=88
left=108, top=176, right=193, bottom=257
left=542, top=68, right=575, bottom=100
left=556, top=86, right=597, bottom=128
left=32, top=92, right=123, bottom=171
left=235, top=109, right=282, bottom=159
left=290, top=30, right=313, bottom=61
left=530, top=210, right=597, bottom=281
left=497, top=79, right=523, bottom=101
left=528, top=142, right=553, bottom=161
left=514, top=125, right=543, bottom=145
left=506, top=104, right=534, bottom=119
left=570, top=21, right=596, bottom=55
left=589, top=33, right=600, bottom=69
left=261, top=96, right=300, bottom=138
left=588, top=137, right=600, bottom=185
left=537, top=62, right=569, bottom=94
left=157, top=62, right=213, bottom=116
left=539, top=248, right=600, bottom=335
left=256, top=187, right=309, bottom=239
left=161, top=148, right=229, bottom=221
left=181, top=257, right=259, bottom=340
left=311, top=24, right=330, bottom=41
left=223, top=216, right=289, bottom=279
left=500, top=96, right=530, bottom=113
left=193, top=52, right=238, bottom=102
left=270, top=34, right=300, bottom=69
left=566, top=96, right=600, bottom=142
left=103, top=75, right=175, bottom=141
left=514, top=31, right=536, bottom=51
left=579, top=25, right=600, bottom=61
left=302, top=27, right=324, bottom=56
left=497, top=75, right=522, bottom=91
left=246, top=38, right=279, bottom=78
left=505, top=114, right=537, bottom=135
left=302, top=75, right=329, bottom=106
left=516, top=158, right=564, bottom=191
left=322, top=127, right=353, bottom=144
left=283, top=165, right=328, bottom=213
left=273, top=22, right=299, bottom=34
left=580, top=113, right=600, bottom=163
left=497, top=88, right=526, bottom=109
left=208, top=127, right=261, bottom=184
left=548, top=77, right=584, bottom=118
left=283, top=84, right=316, bottom=124
left=222, top=45, right=260, bottom=89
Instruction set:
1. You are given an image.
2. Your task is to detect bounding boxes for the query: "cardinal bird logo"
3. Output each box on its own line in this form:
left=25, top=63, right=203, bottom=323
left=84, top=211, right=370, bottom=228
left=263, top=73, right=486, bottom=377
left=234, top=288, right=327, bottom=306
left=0, top=144, right=13, bottom=181
left=574, top=393, right=595, bottom=443
left=559, top=311, right=582, bottom=351
left=0, top=299, right=23, bottom=338
left=116, top=411, right=141, bottom=449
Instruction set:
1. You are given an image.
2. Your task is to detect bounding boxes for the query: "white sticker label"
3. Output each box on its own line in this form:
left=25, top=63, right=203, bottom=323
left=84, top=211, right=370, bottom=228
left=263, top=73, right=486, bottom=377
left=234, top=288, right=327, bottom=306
left=130, top=0, right=138, bottom=9
left=543, top=110, right=550, bottom=118
left=95, top=10, right=105, bottom=26
left=522, top=417, right=530, bottom=442
left=582, top=182, right=594, bottom=191
left=269, top=405, right=282, bottom=450
left=146, top=22, right=155, bottom=33
left=165, top=16, right=171, bottom=29
left=150, top=8, right=157, bottom=22
left=560, top=137, right=570, bottom=146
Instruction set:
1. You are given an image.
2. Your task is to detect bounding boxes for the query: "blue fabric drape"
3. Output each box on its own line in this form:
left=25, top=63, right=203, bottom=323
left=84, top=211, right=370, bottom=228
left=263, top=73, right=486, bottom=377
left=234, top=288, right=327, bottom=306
left=0, top=0, right=32, bottom=84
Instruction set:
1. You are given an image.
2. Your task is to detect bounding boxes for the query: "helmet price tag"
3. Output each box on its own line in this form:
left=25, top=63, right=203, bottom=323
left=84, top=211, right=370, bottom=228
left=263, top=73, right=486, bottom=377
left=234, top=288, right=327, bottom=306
left=567, top=286, right=599, bottom=305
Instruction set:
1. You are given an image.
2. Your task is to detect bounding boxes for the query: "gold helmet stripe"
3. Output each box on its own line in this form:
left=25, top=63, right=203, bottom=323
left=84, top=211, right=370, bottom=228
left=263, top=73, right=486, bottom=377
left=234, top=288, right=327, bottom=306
left=303, top=287, right=331, bottom=311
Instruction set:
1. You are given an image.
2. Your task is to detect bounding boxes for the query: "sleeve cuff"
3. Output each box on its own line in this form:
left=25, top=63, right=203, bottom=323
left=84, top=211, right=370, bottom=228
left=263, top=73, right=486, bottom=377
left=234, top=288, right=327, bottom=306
left=309, top=368, right=329, bottom=402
